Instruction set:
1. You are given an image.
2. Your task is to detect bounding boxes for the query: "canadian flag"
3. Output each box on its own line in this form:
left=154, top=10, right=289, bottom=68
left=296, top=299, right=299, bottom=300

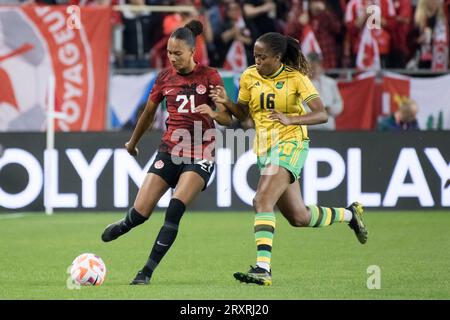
left=356, top=25, right=381, bottom=71
left=383, top=72, right=450, bottom=129
left=224, top=40, right=248, bottom=73
left=301, top=25, right=322, bottom=57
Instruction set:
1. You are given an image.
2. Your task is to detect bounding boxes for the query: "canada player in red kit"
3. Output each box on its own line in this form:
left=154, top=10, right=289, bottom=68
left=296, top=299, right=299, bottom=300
left=151, top=62, right=222, bottom=160
left=101, top=20, right=232, bottom=285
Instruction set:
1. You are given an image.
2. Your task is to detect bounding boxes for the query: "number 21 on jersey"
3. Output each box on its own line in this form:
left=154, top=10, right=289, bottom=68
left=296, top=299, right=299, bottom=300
left=176, top=95, right=195, bottom=113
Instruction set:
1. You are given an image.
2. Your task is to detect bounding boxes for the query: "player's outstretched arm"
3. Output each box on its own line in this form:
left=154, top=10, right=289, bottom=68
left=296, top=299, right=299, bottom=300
left=195, top=103, right=233, bottom=126
left=209, top=85, right=249, bottom=121
left=125, top=99, right=159, bottom=156
left=213, top=101, right=233, bottom=126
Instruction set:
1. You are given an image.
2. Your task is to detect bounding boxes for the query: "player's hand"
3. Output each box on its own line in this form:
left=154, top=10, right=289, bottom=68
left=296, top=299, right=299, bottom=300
left=125, top=141, right=139, bottom=157
left=269, top=111, right=292, bottom=126
left=209, top=85, right=229, bottom=105
left=195, top=104, right=216, bottom=118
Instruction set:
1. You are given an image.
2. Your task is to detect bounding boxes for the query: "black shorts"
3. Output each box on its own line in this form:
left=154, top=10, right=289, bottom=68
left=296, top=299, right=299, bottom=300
left=148, top=152, right=214, bottom=191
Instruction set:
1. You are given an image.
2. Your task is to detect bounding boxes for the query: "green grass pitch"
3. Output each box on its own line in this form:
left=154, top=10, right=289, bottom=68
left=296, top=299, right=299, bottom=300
left=1, top=211, right=449, bottom=300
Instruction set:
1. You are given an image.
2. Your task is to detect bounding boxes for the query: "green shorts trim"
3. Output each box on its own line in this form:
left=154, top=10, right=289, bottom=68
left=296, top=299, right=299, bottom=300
left=257, top=140, right=309, bottom=183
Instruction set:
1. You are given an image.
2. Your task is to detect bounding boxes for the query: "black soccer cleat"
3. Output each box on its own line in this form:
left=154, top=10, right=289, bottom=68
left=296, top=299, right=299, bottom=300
left=130, top=270, right=151, bottom=285
left=101, top=219, right=127, bottom=242
left=347, top=202, right=369, bottom=244
left=233, top=266, right=272, bottom=286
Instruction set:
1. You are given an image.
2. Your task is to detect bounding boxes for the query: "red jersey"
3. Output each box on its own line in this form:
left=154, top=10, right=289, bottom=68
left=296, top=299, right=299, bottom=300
left=149, top=64, right=224, bottom=160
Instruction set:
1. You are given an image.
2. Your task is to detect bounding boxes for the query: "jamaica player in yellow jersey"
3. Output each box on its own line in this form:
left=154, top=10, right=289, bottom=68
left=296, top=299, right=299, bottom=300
left=210, top=32, right=368, bottom=286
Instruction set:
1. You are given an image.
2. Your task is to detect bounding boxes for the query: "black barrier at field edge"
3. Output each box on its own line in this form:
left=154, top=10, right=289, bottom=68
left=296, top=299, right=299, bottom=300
left=0, top=131, right=448, bottom=212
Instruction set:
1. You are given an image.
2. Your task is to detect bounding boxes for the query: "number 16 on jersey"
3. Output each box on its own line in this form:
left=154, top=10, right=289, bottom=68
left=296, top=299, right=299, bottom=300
left=260, top=93, right=275, bottom=110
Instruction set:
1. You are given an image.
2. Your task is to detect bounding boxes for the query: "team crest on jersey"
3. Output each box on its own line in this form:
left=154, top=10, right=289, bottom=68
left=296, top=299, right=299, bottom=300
left=276, top=81, right=285, bottom=89
left=196, top=84, right=207, bottom=95
left=154, top=160, right=164, bottom=169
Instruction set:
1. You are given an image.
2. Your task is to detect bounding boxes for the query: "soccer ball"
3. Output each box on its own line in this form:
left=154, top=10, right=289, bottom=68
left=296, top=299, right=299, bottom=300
left=70, top=253, right=106, bottom=286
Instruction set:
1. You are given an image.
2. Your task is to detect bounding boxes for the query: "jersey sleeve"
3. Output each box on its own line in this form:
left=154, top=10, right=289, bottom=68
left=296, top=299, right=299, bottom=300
left=237, top=70, right=251, bottom=104
left=148, top=71, right=165, bottom=105
left=208, top=68, right=224, bottom=87
left=296, top=73, right=320, bottom=104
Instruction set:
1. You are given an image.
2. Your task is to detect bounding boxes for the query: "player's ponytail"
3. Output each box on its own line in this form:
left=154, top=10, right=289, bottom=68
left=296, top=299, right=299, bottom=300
left=257, top=32, right=311, bottom=76
left=170, top=19, right=203, bottom=49
left=284, top=36, right=311, bottom=77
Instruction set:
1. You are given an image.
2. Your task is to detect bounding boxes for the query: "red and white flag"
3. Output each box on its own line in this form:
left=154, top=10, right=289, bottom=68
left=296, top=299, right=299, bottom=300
left=223, top=40, right=248, bottom=73
left=356, top=25, right=381, bottom=71
left=223, top=15, right=248, bottom=73
left=301, top=25, right=322, bottom=57
left=383, top=72, right=450, bottom=129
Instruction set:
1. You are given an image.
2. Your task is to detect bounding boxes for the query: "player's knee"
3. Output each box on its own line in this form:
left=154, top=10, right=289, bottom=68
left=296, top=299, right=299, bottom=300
left=287, top=207, right=310, bottom=227
left=253, top=193, right=274, bottom=212
left=133, top=203, right=149, bottom=217
left=253, top=194, right=263, bottom=212
left=165, top=198, right=186, bottom=225
left=287, top=216, right=308, bottom=227
left=287, top=217, right=302, bottom=227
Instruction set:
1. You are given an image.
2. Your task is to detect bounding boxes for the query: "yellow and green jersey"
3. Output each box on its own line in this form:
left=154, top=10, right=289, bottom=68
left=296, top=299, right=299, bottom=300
left=237, top=64, right=319, bottom=155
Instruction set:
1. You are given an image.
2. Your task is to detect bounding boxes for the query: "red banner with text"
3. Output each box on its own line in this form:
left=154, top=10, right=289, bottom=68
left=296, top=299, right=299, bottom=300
left=0, top=5, right=110, bottom=131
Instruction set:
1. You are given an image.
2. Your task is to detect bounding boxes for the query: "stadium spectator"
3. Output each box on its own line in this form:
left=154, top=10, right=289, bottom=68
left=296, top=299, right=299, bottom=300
left=326, top=0, right=346, bottom=19
left=119, top=0, right=164, bottom=68
left=150, top=0, right=212, bottom=67
left=285, top=0, right=342, bottom=69
left=101, top=20, right=232, bottom=285
left=241, top=0, right=278, bottom=38
left=344, top=0, right=396, bottom=67
left=284, top=0, right=307, bottom=42
left=390, top=0, right=413, bottom=68
left=378, top=99, right=420, bottom=131
left=307, top=52, right=343, bottom=130
left=207, top=0, right=234, bottom=37
left=214, top=0, right=253, bottom=67
left=409, top=0, right=449, bottom=70
left=210, top=32, right=368, bottom=286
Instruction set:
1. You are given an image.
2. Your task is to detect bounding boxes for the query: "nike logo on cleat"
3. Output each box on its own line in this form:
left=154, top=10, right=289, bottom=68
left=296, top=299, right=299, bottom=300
left=157, top=241, right=169, bottom=247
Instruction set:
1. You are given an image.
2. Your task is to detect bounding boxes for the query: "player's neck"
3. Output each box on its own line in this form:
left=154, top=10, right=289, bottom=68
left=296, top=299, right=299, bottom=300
left=266, top=63, right=284, bottom=78
left=177, top=61, right=197, bottom=75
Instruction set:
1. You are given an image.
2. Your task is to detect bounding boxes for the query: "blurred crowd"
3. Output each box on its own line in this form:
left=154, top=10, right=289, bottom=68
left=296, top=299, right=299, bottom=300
left=3, top=0, right=449, bottom=70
